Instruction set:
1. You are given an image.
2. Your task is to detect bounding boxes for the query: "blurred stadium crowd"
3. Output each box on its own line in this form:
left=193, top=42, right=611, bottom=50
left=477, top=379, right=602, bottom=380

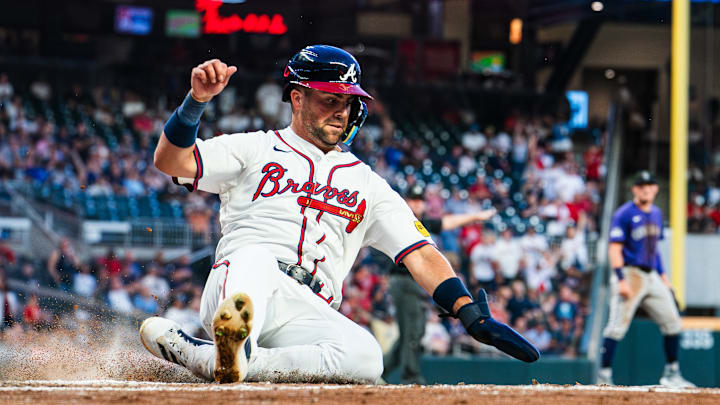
left=0, top=70, right=606, bottom=358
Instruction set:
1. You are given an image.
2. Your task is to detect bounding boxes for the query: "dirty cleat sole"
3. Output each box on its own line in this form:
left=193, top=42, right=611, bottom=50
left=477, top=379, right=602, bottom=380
left=212, top=292, right=253, bottom=383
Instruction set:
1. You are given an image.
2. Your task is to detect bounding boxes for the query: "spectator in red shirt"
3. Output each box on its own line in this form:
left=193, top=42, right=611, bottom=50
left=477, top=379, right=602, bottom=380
left=688, top=193, right=711, bottom=233
left=352, top=264, right=379, bottom=306
left=468, top=174, right=492, bottom=200
left=583, top=145, right=603, bottom=181
left=459, top=222, right=484, bottom=257
left=0, top=237, right=15, bottom=266
left=23, top=294, right=49, bottom=329
left=99, top=248, right=122, bottom=277
left=708, top=204, right=720, bottom=230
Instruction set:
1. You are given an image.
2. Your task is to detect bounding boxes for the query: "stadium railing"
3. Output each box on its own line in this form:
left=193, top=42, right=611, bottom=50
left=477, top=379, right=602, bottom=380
left=583, top=102, right=623, bottom=373
left=3, top=180, right=213, bottom=251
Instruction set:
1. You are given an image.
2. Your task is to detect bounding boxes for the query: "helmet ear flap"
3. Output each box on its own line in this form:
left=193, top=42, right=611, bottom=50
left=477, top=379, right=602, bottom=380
left=342, top=99, right=367, bottom=146
left=282, top=83, right=291, bottom=102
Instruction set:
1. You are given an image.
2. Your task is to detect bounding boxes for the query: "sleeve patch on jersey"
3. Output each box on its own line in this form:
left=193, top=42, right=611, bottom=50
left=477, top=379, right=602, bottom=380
left=609, top=227, right=624, bottom=239
left=414, top=221, right=430, bottom=237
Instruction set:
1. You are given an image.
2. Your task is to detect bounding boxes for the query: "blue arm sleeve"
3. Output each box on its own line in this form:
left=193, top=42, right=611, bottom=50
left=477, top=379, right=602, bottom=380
left=655, top=252, right=665, bottom=275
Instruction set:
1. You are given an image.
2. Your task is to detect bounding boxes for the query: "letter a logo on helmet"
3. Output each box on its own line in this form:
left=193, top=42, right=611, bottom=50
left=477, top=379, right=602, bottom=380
left=339, top=64, right=357, bottom=83
left=281, top=45, right=372, bottom=101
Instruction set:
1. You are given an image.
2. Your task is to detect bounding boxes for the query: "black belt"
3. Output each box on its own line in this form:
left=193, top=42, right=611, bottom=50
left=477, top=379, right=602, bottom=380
left=631, top=265, right=653, bottom=273
left=278, top=262, right=323, bottom=294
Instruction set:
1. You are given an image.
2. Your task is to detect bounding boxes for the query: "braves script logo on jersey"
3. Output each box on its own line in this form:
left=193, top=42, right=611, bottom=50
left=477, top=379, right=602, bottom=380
left=339, top=64, right=357, bottom=83
left=252, top=162, right=366, bottom=232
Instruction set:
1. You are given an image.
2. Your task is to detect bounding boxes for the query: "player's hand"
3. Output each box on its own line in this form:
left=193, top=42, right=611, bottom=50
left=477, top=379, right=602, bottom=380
left=459, top=289, right=540, bottom=362
left=190, top=59, right=237, bottom=102
left=474, top=208, right=497, bottom=222
left=617, top=279, right=632, bottom=300
left=660, top=274, right=673, bottom=290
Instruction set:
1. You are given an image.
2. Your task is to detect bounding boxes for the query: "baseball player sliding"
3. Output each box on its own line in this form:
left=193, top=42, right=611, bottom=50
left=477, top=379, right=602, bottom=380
left=598, top=171, right=694, bottom=387
left=139, top=45, right=539, bottom=384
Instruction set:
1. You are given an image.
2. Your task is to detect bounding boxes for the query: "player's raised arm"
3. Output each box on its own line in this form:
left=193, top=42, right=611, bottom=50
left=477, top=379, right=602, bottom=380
left=154, top=59, right=237, bottom=178
left=440, top=208, right=496, bottom=231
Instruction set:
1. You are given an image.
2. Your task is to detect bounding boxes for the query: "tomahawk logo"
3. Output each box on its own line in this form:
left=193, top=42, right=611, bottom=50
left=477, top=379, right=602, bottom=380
left=339, top=64, right=357, bottom=83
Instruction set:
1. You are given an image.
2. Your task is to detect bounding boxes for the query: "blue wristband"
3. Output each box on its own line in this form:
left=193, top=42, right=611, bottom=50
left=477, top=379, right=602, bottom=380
left=614, top=267, right=624, bottom=280
left=163, top=92, right=208, bottom=148
left=164, top=110, right=199, bottom=148
left=432, top=277, right=472, bottom=315
left=177, top=91, right=208, bottom=125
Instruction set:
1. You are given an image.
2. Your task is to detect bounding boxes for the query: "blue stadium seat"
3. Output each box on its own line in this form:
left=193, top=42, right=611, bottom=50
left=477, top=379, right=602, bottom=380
left=128, top=197, right=140, bottom=218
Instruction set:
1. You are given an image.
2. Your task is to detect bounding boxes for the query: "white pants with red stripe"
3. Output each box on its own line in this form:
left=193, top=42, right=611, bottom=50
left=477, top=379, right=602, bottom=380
left=197, top=244, right=383, bottom=383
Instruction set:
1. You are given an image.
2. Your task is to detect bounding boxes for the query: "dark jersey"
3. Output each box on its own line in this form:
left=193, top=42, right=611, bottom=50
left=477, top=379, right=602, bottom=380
left=609, top=201, right=664, bottom=272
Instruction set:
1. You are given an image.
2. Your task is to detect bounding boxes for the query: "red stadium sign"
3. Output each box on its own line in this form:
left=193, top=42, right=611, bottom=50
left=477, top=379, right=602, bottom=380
left=195, top=0, right=287, bottom=35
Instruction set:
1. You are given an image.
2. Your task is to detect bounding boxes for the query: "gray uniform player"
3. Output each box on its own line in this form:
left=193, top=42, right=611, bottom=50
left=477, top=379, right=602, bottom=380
left=597, top=171, right=694, bottom=387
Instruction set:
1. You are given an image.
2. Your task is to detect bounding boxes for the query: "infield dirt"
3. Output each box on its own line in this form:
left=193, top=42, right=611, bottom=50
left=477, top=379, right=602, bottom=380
left=1, top=325, right=718, bottom=404
left=1, top=381, right=720, bottom=405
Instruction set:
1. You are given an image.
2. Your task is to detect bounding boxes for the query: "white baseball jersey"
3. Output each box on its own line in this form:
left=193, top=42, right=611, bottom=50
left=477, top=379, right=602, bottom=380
left=175, top=127, right=434, bottom=308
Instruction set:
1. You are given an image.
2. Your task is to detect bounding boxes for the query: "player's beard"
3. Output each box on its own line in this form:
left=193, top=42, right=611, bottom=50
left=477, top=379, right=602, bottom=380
left=309, top=125, right=339, bottom=148
left=302, top=104, right=345, bottom=149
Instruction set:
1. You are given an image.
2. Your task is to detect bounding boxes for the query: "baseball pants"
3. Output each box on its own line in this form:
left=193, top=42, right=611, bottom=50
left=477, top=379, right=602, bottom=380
left=198, top=244, right=383, bottom=382
left=603, top=267, right=682, bottom=341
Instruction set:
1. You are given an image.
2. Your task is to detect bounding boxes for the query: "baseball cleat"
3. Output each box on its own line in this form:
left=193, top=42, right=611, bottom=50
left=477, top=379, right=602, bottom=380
left=139, top=316, right=215, bottom=380
left=212, top=292, right=254, bottom=383
left=659, top=363, right=695, bottom=388
left=596, top=367, right=614, bottom=385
